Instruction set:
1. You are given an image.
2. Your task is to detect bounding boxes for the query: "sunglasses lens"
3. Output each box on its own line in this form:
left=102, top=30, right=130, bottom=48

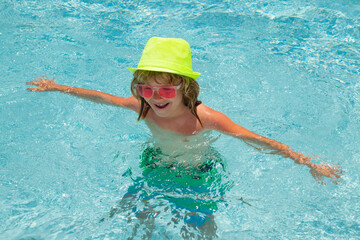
left=159, top=87, right=176, bottom=98
left=137, top=86, right=153, bottom=98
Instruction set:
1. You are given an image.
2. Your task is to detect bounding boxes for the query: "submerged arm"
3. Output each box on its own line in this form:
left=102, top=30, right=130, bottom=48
left=26, top=77, right=139, bottom=111
left=201, top=106, right=342, bottom=184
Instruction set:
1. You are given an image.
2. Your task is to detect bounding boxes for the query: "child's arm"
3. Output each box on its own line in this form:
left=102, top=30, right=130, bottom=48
left=200, top=105, right=342, bottom=184
left=26, top=77, right=139, bottom=112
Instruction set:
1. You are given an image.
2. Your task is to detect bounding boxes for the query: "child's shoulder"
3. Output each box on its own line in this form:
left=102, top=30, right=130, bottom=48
left=197, top=104, right=231, bottom=129
left=197, top=104, right=224, bottom=116
left=197, top=103, right=245, bottom=135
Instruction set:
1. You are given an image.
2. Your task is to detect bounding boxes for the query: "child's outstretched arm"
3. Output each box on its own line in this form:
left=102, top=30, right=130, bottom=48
left=200, top=105, right=342, bottom=184
left=26, top=77, right=139, bottom=112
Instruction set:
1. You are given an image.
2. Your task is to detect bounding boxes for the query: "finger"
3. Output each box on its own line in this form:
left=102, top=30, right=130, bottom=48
left=310, top=169, right=323, bottom=185
left=28, top=80, right=42, bottom=86
left=37, top=77, right=48, bottom=82
left=26, top=81, right=38, bottom=85
left=312, top=169, right=325, bottom=185
left=330, top=167, right=342, bottom=179
left=28, top=87, right=44, bottom=92
left=318, top=174, right=324, bottom=184
left=332, top=169, right=340, bottom=178
left=317, top=174, right=325, bottom=185
left=39, top=78, right=49, bottom=83
left=26, top=87, right=38, bottom=91
left=335, top=170, right=342, bottom=179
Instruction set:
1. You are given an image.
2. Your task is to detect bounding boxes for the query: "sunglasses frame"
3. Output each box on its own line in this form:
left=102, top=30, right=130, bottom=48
left=134, top=83, right=182, bottom=99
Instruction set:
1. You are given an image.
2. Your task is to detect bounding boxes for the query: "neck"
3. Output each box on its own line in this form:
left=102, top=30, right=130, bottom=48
left=146, top=106, right=200, bottom=135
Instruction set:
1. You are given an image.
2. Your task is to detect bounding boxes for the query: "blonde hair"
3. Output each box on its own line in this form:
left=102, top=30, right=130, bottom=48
left=130, top=70, right=203, bottom=126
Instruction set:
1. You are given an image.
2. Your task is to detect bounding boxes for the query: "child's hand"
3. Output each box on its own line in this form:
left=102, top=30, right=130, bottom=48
left=26, top=77, right=58, bottom=92
left=309, top=163, right=343, bottom=185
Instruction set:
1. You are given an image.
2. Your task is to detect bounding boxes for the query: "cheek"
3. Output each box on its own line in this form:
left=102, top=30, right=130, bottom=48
left=174, top=92, right=184, bottom=105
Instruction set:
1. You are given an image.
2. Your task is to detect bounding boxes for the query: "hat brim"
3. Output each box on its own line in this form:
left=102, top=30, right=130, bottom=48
left=127, top=66, right=201, bottom=80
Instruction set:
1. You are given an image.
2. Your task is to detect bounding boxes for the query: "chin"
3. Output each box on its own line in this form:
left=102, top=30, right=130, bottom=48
left=153, top=110, right=172, bottom=118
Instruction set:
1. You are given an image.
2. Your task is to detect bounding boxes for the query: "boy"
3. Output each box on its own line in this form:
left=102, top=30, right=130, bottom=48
left=27, top=37, right=342, bottom=184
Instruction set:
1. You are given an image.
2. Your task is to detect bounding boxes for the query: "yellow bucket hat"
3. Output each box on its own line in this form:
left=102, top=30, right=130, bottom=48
left=127, top=37, right=201, bottom=80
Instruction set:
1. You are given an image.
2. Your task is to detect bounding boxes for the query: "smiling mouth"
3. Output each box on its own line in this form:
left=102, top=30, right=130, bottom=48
left=154, top=103, right=170, bottom=109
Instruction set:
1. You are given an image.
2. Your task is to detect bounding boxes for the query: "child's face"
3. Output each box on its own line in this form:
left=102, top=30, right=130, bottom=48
left=142, top=77, right=185, bottom=118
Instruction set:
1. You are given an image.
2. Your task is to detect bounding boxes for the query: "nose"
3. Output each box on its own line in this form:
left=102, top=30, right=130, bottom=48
left=152, top=89, right=163, bottom=99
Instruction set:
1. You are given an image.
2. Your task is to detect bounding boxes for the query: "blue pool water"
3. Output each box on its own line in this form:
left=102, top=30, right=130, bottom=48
left=1, top=0, right=360, bottom=239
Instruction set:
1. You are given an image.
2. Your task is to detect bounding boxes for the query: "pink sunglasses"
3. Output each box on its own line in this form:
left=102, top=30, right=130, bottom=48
left=135, top=83, right=182, bottom=99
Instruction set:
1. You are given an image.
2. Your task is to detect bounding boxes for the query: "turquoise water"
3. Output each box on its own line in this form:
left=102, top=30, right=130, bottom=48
left=1, top=0, right=360, bottom=239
